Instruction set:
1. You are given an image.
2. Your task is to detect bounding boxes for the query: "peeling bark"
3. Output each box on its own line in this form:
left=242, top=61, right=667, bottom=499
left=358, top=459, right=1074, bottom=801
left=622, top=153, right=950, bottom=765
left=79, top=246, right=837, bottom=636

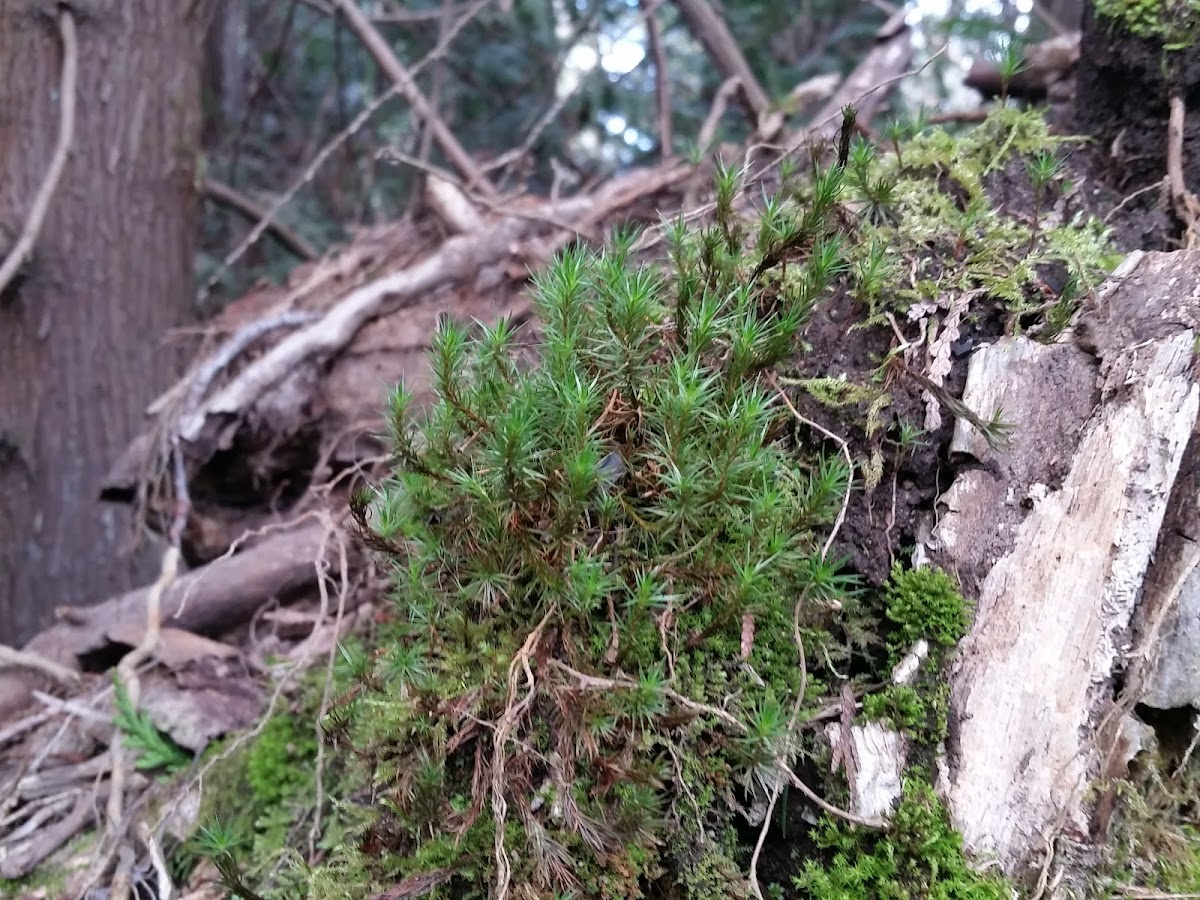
left=930, top=250, right=1200, bottom=879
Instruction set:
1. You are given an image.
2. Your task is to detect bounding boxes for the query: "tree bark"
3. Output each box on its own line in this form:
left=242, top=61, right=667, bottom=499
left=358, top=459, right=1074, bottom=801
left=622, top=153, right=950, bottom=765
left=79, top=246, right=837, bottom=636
left=0, top=1, right=203, bottom=645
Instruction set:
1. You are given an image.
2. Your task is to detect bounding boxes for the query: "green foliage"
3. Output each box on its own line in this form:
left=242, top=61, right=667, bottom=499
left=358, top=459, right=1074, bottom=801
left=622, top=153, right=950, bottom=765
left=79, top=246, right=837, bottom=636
left=859, top=566, right=970, bottom=751
left=849, top=106, right=1119, bottom=333
left=290, top=110, right=1099, bottom=897
left=795, top=778, right=1010, bottom=900
left=331, top=155, right=873, bottom=898
left=111, top=674, right=192, bottom=774
left=883, top=564, right=972, bottom=655
left=1106, top=748, right=1200, bottom=896
left=184, top=682, right=363, bottom=899
left=861, top=685, right=927, bottom=732
left=1093, top=0, right=1200, bottom=45
left=189, top=818, right=269, bottom=900
left=245, top=715, right=319, bottom=808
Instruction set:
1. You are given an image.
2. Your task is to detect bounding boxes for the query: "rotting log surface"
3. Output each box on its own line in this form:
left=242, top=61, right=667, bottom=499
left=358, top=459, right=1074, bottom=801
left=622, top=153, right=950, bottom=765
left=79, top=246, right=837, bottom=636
left=931, top=250, right=1200, bottom=879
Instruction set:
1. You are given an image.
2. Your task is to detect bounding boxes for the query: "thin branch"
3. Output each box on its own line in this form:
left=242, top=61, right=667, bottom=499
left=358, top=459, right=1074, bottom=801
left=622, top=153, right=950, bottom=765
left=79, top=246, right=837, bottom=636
left=331, top=0, right=498, bottom=198
left=0, top=644, right=80, bottom=687
left=199, top=86, right=400, bottom=302
left=697, top=77, right=741, bottom=152
left=202, top=178, right=320, bottom=260
left=547, top=659, right=884, bottom=829
left=199, top=0, right=495, bottom=301
left=770, top=374, right=854, bottom=560
left=0, top=9, right=77, bottom=296
left=642, top=0, right=673, bottom=158
left=1167, top=95, right=1200, bottom=249
left=671, top=0, right=769, bottom=120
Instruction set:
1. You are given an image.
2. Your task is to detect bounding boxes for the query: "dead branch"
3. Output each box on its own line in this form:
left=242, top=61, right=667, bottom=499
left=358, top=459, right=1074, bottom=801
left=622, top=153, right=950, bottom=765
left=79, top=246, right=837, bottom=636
left=671, top=0, right=770, bottom=121
left=0, top=519, right=343, bottom=724
left=203, top=178, right=320, bottom=260
left=332, top=0, right=498, bottom=199
left=1167, top=96, right=1200, bottom=248
left=697, top=77, right=741, bottom=152
left=0, top=643, right=80, bottom=687
left=0, top=792, right=94, bottom=880
left=0, top=9, right=77, bottom=297
left=965, top=32, right=1080, bottom=101
left=198, top=86, right=402, bottom=302
left=177, top=176, right=670, bottom=443
left=807, top=8, right=914, bottom=138
left=642, top=0, right=673, bottom=158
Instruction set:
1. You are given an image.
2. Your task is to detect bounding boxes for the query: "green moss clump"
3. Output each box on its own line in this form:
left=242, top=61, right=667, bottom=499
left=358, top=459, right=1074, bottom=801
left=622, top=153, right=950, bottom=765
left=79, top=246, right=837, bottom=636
left=323, top=153, right=868, bottom=898
left=858, top=564, right=970, bottom=749
left=795, top=778, right=1009, bottom=900
left=884, top=564, right=971, bottom=656
left=861, top=685, right=927, bottom=732
left=1093, top=0, right=1200, bottom=46
left=245, top=715, right=318, bottom=808
left=291, top=108, right=1085, bottom=898
left=1106, top=748, right=1200, bottom=896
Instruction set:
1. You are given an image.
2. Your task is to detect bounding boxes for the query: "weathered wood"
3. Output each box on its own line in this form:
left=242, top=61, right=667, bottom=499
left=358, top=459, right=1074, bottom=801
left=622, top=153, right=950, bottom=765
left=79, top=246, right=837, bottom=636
left=929, top=250, right=1200, bottom=879
left=0, top=520, right=346, bottom=722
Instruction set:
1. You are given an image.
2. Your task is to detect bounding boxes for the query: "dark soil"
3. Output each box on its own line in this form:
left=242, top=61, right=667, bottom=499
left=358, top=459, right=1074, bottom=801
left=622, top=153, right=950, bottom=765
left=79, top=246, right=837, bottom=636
left=1073, top=2, right=1200, bottom=229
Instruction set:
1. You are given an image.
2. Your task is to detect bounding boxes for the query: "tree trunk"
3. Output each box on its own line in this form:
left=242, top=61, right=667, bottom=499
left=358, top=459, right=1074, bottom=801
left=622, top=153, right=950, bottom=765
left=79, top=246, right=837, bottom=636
left=0, top=1, right=203, bottom=645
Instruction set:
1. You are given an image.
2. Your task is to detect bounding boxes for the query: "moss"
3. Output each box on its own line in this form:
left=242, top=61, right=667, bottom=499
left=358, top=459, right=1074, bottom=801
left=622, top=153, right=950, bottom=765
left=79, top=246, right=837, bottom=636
left=861, top=685, right=927, bottom=732
left=1105, top=747, right=1200, bottom=896
left=245, top=715, right=318, bottom=808
left=794, top=778, right=1009, bottom=900
left=218, top=107, right=1117, bottom=899
left=1093, top=0, right=1200, bottom=46
left=883, top=564, right=971, bottom=657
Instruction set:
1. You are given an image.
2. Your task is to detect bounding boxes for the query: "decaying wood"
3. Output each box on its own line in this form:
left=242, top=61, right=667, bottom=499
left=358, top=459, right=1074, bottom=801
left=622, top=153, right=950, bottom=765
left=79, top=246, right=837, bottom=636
left=927, top=250, right=1200, bottom=880
left=826, top=721, right=907, bottom=821
left=0, top=520, right=345, bottom=722
left=0, top=791, right=95, bottom=880
left=965, top=32, right=1080, bottom=101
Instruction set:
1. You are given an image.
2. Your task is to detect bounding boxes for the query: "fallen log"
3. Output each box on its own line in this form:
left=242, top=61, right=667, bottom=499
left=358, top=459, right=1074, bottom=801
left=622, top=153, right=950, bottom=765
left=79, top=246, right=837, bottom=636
left=965, top=32, right=1080, bottom=101
left=0, top=519, right=346, bottom=722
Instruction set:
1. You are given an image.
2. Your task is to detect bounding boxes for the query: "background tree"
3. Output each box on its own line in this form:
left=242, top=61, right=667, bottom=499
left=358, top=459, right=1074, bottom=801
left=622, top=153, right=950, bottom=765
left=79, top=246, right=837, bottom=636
left=0, top=2, right=204, bottom=644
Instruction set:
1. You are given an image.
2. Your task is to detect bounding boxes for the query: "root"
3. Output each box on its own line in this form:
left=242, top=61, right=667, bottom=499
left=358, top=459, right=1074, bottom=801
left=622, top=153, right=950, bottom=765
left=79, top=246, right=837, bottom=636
left=491, top=609, right=555, bottom=900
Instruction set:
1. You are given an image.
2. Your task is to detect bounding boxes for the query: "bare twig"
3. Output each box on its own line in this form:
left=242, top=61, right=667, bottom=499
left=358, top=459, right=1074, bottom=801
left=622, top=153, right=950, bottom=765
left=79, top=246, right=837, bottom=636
left=310, top=524, right=351, bottom=859
left=0, top=9, right=77, bottom=297
left=697, top=77, right=741, bottom=153
left=1104, top=178, right=1166, bottom=224
left=642, top=0, right=673, bottom=158
left=138, top=820, right=173, bottom=900
left=748, top=599, right=810, bottom=898
left=0, top=644, right=80, bottom=687
left=1167, top=95, right=1200, bottom=249
left=332, top=0, right=497, bottom=198
left=105, top=450, right=188, bottom=899
left=492, top=609, right=555, bottom=900
left=0, top=791, right=93, bottom=880
left=672, top=0, right=769, bottom=120
left=0, top=708, right=55, bottom=748
left=203, top=178, right=320, bottom=261
left=547, top=659, right=884, bottom=829
left=198, top=86, right=401, bottom=302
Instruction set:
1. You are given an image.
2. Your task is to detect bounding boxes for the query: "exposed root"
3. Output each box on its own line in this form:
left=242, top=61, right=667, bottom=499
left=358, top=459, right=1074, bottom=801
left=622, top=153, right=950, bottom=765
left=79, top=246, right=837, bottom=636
left=491, top=609, right=555, bottom=900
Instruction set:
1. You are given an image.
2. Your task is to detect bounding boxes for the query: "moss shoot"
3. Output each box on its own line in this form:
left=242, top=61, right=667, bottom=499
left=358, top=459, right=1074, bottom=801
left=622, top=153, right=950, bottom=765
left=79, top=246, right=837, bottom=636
left=183, top=106, right=1121, bottom=899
